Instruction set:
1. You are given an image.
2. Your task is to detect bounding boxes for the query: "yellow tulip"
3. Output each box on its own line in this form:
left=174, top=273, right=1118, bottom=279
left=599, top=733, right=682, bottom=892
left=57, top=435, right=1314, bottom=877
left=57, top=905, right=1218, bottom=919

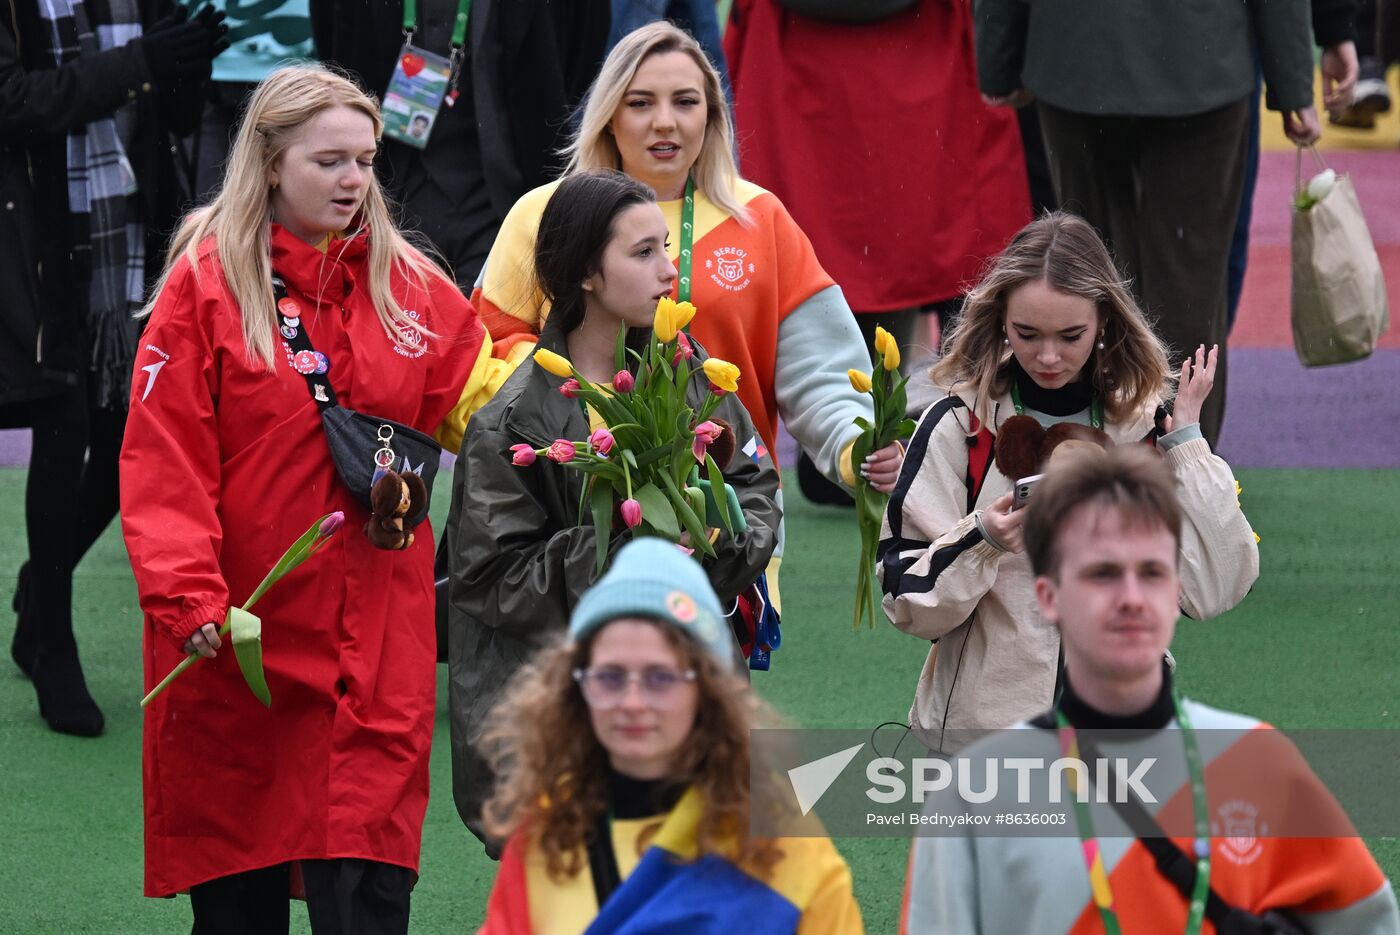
left=675, top=300, right=697, bottom=330
left=882, top=339, right=901, bottom=371
left=702, top=358, right=741, bottom=394
left=653, top=296, right=680, bottom=342
left=874, top=326, right=893, bottom=356
left=533, top=347, right=574, bottom=378
left=848, top=369, right=872, bottom=393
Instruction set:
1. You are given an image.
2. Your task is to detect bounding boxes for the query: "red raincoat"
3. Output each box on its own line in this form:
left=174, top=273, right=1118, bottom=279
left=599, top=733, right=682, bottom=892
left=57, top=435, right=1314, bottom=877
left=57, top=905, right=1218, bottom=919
left=120, top=226, right=485, bottom=897
left=725, top=0, right=1032, bottom=312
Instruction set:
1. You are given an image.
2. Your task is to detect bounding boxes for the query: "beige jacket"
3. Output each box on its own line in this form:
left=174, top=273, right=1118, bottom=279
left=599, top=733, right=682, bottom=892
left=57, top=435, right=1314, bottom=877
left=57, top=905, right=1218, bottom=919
left=879, top=388, right=1259, bottom=753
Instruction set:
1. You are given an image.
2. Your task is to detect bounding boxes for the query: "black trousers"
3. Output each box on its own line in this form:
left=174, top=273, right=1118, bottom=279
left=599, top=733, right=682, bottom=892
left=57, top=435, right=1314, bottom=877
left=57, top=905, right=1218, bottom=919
left=189, top=860, right=414, bottom=935
left=1037, top=96, right=1252, bottom=447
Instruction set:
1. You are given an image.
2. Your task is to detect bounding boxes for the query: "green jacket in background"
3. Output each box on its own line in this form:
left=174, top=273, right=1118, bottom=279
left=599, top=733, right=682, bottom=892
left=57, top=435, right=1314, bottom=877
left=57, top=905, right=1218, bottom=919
left=444, top=325, right=781, bottom=839
left=974, top=0, right=1314, bottom=116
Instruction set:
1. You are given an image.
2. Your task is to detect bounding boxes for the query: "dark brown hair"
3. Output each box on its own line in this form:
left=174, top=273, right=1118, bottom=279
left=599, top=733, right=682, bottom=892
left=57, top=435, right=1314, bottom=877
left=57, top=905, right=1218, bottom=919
left=535, top=169, right=658, bottom=336
left=1023, top=444, right=1183, bottom=578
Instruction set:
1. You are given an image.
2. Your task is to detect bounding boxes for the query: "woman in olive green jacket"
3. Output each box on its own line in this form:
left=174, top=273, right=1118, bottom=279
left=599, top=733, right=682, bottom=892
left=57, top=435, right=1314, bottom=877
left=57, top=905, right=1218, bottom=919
left=443, top=171, right=780, bottom=849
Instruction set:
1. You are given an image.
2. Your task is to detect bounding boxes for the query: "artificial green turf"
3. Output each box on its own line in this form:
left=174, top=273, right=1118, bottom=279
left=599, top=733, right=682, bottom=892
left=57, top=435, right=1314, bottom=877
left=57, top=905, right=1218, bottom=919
left=0, top=467, right=1396, bottom=932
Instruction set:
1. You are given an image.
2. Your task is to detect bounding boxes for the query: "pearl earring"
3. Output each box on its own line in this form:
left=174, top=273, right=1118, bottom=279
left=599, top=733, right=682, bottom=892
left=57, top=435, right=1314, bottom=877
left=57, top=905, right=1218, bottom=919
left=1096, top=331, right=1105, bottom=350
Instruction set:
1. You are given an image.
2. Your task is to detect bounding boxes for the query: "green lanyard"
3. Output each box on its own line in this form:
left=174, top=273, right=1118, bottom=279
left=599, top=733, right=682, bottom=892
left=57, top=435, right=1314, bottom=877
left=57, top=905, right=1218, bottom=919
left=1010, top=379, right=1104, bottom=429
left=1055, top=684, right=1211, bottom=935
left=403, top=0, right=472, bottom=97
left=677, top=176, right=695, bottom=303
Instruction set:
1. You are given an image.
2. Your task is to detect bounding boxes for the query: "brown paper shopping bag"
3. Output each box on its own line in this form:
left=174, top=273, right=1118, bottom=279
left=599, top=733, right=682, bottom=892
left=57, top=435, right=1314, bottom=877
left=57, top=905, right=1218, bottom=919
left=1290, top=146, right=1390, bottom=367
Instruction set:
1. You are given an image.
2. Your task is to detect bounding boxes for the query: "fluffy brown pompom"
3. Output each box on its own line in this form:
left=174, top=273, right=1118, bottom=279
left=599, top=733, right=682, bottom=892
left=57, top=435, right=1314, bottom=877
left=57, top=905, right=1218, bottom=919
left=993, top=415, right=1045, bottom=481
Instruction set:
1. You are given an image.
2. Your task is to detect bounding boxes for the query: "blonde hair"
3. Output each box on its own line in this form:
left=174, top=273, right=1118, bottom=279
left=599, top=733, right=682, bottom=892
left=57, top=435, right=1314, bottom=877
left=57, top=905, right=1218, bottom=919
left=142, top=64, right=445, bottom=369
left=933, top=212, right=1173, bottom=426
left=564, top=22, right=749, bottom=225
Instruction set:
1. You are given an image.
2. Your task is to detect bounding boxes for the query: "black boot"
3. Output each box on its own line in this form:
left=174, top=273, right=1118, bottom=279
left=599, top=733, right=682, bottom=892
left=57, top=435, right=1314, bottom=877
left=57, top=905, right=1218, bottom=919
left=32, top=638, right=104, bottom=738
left=10, top=563, right=35, bottom=678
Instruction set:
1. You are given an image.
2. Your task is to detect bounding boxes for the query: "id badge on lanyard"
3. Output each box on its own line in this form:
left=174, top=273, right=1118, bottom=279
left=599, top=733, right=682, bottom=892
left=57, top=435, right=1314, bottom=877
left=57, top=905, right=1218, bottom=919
left=381, top=0, right=471, bottom=150
left=382, top=43, right=451, bottom=150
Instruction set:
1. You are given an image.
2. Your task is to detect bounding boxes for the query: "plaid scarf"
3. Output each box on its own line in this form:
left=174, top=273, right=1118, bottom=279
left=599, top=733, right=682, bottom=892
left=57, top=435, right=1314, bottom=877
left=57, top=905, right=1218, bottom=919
left=38, top=0, right=145, bottom=409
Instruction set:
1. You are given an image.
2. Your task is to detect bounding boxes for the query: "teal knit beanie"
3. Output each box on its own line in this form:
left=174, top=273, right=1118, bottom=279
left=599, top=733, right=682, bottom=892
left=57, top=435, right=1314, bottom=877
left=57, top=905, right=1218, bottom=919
left=569, top=538, right=734, bottom=670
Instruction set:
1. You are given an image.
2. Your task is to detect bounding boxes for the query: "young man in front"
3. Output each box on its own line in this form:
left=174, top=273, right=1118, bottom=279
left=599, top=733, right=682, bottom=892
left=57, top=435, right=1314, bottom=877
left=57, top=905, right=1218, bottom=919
left=901, top=445, right=1399, bottom=934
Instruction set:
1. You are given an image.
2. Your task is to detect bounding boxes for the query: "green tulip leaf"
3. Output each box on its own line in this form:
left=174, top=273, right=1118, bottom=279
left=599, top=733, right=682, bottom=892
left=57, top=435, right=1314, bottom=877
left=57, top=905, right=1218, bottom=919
left=633, top=483, right=680, bottom=539
left=228, top=606, right=271, bottom=708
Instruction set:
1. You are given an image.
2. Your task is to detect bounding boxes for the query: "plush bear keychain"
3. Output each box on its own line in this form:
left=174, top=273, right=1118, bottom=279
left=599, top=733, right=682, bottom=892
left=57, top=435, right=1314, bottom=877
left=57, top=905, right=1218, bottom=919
left=365, top=469, right=427, bottom=551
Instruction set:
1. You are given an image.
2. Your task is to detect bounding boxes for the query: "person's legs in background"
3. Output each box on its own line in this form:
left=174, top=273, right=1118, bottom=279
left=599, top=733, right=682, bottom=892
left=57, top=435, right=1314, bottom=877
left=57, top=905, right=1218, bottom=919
left=1136, top=98, right=1252, bottom=447
left=1333, top=0, right=1392, bottom=128
left=21, top=380, right=110, bottom=736
left=190, top=865, right=292, bottom=935
left=302, top=858, right=415, bottom=935
left=1227, top=67, right=1263, bottom=332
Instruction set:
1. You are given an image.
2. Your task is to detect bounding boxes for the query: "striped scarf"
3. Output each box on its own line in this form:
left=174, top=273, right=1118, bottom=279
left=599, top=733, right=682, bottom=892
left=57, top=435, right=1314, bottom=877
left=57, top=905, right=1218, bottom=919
left=38, top=0, right=145, bottom=409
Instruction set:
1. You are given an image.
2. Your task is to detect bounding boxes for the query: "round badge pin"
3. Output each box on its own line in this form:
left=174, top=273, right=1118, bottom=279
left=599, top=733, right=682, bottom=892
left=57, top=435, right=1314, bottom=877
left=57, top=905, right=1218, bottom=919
left=313, top=352, right=329, bottom=374
left=292, top=351, right=319, bottom=374
left=277, top=297, right=301, bottom=317
left=285, top=316, right=301, bottom=328
left=280, top=324, right=298, bottom=339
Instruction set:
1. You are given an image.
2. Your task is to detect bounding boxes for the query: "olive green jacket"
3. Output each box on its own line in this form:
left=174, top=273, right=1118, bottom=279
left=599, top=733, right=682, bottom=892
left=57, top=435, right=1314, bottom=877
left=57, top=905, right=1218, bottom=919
left=443, top=326, right=780, bottom=837
left=974, top=0, right=1314, bottom=116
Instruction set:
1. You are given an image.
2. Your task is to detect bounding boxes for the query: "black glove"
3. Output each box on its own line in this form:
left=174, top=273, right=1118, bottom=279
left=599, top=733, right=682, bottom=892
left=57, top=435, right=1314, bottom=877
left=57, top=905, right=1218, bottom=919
left=139, top=4, right=230, bottom=84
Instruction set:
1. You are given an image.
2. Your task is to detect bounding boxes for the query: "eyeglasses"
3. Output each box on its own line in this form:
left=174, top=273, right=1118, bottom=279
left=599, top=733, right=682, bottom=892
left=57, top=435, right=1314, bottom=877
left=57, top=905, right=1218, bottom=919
left=572, top=665, right=697, bottom=709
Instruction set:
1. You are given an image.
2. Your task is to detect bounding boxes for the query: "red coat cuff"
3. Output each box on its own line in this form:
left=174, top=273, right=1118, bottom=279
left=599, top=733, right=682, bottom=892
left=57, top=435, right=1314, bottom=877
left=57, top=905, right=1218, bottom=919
left=168, top=601, right=228, bottom=651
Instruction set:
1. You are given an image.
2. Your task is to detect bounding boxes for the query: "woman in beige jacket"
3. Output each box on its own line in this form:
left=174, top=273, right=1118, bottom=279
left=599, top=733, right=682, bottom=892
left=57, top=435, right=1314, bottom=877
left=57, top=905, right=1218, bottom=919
left=878, top=213, right=1259, bottom=753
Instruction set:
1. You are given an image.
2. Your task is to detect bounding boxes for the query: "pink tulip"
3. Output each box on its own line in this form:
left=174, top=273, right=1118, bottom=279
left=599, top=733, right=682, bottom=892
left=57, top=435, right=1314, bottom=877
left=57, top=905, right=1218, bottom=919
left=671, top=331, right=695, bottom=367
left=620, top=499, right=642, bottom=528
left=613, top=370, right=635, bottom=393
left=546, top=440, right=576, bottom=464
left=589, top=427, right=615, bottom=456
left=676, top=543, right=695, bottom=557
left=559, top=378, right=581, bottom=399
left=318, top=511, right=345, bottom=537
left=509, top=444, right=537, bottom=466
left=692, top=420, right=722, bottom=463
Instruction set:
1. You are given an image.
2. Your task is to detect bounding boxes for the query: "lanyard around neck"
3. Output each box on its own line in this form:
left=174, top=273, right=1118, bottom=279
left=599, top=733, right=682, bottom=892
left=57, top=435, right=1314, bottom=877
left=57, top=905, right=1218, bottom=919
left=1010, top=379, right=1104, bottom=429
left=677, top=176, right=696, bottom=303
left=403, top=0, right=471, bottom=47
left=403, top=0, right=471, bottom=94
left=1055, top=684, right=1210, bottom=935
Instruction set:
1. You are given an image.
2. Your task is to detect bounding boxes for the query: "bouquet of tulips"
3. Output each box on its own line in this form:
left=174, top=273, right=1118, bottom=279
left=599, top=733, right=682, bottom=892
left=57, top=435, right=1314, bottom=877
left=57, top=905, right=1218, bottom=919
left=848, top=328, right=916, bottom=630
left=514, top=297, right=744, bottom=573
left=141, top=511, right=345, bottom=708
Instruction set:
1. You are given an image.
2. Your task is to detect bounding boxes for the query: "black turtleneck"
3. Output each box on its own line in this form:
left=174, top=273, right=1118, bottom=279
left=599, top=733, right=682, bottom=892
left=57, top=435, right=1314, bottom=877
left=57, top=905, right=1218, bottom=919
left=1033, top=662, right=1176, bottom=731
left=585, top=767, right=688, bottom=907
left=1006, top=356, right=1094, bottom=417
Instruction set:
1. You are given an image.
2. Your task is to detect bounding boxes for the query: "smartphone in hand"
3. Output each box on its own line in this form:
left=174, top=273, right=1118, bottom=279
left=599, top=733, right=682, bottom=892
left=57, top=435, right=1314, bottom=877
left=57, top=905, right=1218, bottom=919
left=1012, top=473, right=1044, bottom=511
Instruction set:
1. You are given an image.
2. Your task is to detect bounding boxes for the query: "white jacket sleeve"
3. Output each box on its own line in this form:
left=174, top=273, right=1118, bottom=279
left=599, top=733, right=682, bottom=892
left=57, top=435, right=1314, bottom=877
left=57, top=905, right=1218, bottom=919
left=879, top=398, right=1006, bottom=640
left=1165, top=437, right=1260, bottom=620
left=774, top=284, right=874, bottom=487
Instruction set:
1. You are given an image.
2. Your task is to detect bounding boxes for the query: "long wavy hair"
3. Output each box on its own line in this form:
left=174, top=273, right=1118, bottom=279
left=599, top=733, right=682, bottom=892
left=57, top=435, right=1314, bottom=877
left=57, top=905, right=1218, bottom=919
left=141, top=64, right=444, bottom=369
left=933, top=212, right=1173, bottom=427
left=564, top=22, right=749, bottom=225
left=480, top=623, right=783, bottom=881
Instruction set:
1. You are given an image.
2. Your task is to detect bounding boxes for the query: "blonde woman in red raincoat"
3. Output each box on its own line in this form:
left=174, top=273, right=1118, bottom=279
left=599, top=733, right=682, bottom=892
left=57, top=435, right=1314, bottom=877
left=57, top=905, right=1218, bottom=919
left=120, top=65, right=504, bottom=934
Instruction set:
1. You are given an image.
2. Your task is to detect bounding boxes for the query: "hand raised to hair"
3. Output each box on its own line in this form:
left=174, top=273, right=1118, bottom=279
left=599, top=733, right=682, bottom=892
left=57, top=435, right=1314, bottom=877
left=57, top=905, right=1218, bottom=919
left=1166, top=344, right=1218, bottom=432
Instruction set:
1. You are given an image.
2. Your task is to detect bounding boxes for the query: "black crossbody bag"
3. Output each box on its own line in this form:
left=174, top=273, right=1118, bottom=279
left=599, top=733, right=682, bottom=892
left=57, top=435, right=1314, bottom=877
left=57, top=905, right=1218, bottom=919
left=273, top=276, right=440, bottom=526
left=1081, top=738, right=1312, bottom=935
